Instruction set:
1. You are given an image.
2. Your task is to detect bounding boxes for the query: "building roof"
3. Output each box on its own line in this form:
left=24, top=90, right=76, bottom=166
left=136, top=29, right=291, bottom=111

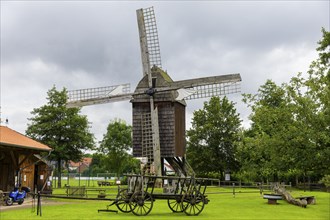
left=69, top=157, right=93, bottom=167
left=0, top=126, right=52, bottom=151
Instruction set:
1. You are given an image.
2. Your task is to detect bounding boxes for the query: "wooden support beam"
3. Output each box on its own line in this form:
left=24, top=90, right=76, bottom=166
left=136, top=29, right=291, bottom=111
left=10, top=150, right=18, bottom=169
left=18, top=152, right=33, bottom=167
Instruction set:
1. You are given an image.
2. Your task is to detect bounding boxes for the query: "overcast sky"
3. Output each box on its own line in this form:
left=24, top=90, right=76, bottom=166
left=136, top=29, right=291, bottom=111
left=1, top=1, right=329, bottom=144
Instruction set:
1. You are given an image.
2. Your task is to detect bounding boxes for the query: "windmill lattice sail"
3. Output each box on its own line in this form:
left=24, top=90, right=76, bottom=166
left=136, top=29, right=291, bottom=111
left=139, top=7, right=162, bottom=70
left=67, top=84, right=131, bottom=107
left=184, top=81, right=240, bottom=100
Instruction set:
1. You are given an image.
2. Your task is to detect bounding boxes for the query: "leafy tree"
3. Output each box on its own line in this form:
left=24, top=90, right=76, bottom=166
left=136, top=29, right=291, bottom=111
left=187, top=96, right=241, bottom=179
left=286, top=28, right=330, bottom=178
left=99, top=119, right=140, bottom=177
left=26, top=86, right=95, bottom=187
left=88, top=153, right=107, bottom=176
left=241, top=29, right=330, bottom=183
left=241, top=80, right=296, bottom=181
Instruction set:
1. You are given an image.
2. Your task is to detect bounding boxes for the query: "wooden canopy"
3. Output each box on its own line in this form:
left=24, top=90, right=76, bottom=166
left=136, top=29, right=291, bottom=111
left=0, top=125, right=52, bottom=191
left=0, top=125, right=52, bottom=152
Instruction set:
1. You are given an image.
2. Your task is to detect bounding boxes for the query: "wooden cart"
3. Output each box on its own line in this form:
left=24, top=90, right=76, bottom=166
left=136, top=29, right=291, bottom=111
left=102, top=174, right=209, bottom=216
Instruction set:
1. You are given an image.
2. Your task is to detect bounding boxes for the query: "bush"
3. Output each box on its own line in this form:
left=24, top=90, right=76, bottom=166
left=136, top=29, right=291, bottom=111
left=319, top=175, right=330, bottom=191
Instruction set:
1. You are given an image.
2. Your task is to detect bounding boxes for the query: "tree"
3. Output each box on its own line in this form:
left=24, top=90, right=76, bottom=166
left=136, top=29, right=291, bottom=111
left=26, top=86, right=95, bottom=187
left=241, top=80, right=296, bottom=182
left=88, top=153, right=107, bottom=176
left=241, top=29, right=330, bottom=183
left=186, top=96, right=241, bottom=178
left=99, top=119, right=139, bottom=177
left=286, top=28, right=330, bottom=178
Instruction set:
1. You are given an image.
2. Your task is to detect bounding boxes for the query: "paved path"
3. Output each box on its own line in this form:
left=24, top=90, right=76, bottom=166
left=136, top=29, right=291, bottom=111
left=0, top=198, right=70, bottom=211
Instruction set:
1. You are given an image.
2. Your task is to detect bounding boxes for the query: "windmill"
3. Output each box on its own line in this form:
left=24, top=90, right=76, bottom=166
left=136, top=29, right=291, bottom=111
left=67, top=7, right=241, bottom=178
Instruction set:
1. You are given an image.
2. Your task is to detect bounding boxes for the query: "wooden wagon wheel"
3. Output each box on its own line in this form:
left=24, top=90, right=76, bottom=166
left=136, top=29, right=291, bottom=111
left=167, top=196, right=184, bottom=213
left=115, top=189, right=132, bottom=213
left=181, top=193, right=205, bottom=216
left=129, top=191, right=153, bottom=216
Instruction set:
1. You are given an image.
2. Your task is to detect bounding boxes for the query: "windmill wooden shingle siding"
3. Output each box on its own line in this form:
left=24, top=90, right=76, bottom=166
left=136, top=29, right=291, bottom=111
left=132, top=66, right=186, bottom=159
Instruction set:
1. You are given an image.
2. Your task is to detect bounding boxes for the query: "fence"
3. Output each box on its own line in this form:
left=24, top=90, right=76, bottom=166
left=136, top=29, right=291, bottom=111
left=203, top=179, right=293, bottom=197
left=51, top=175, right=118, bottom=188
left=296, top=183, right=327, bottom=192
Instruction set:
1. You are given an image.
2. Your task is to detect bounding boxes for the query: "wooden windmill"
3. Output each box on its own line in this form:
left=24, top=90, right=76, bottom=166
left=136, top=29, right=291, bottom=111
left=67, top=7, right=241, bottom=177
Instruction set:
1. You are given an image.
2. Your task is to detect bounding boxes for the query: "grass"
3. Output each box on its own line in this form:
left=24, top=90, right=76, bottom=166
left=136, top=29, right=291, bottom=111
left=0, top=187, right=329, bottom=220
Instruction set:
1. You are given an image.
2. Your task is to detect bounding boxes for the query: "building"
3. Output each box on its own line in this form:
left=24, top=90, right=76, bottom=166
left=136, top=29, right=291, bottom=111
left=68, top=157, right=92, bottom=174
left=0, top=125, right=52, bottom=192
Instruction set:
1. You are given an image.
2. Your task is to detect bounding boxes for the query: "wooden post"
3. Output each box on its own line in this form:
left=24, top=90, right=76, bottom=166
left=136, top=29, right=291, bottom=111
left=259, top=183, right=263, bottom=196
left=37, top=191, right=42, bottom=216
left=232, top=183, right=235, bottom=198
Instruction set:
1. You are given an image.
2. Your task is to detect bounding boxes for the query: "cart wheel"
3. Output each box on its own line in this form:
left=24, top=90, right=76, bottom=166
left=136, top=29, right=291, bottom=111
left=167, top=197, right=183, bottom=212
left=115, top=189, right=131, bottom=213
left=129, top=191, right=153, bottom=216
left=182, top=194, right=205, bottom=216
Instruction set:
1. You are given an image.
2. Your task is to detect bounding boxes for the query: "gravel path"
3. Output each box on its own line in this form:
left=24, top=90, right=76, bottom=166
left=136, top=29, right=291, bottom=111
left=0, top=198, right=71, bottom=211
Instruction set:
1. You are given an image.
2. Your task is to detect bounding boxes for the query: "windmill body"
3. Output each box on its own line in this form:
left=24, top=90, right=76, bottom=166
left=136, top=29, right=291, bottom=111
left=67, top=7, right=242, bottom=177
left=132, top=67, right=187, bottom=172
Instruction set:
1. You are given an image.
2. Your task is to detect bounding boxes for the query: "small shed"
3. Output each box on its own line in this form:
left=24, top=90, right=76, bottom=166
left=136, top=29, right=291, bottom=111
left=0, top=125, right=52, bottom=192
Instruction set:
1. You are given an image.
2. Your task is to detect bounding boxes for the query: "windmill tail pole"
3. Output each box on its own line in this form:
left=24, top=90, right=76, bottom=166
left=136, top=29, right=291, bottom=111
left=273, top=183, right=307, bottom=208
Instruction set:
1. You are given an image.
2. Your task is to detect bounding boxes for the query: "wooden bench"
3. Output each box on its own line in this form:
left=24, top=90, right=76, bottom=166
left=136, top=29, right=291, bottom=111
left=86, top=189, right=106, bottom=193
left=65, top=186, right=86, bottom=197
left=263, top=194, right=283, bottom=204
left=85, top=188, right=107, bottom=198
left=296, top=196, right=315, bottom=205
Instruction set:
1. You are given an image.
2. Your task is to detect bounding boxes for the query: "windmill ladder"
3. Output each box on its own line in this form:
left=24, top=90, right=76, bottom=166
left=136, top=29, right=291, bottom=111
left=141, top=113, right=154, bottom=165
left=166, top=157, right=195, bottom=177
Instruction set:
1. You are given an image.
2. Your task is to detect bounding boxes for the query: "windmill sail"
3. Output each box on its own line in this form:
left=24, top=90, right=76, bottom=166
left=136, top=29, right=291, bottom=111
left=67, top=84, right=132, bottom=107
left=137, top=7, right=162, bottom=177
left=137, top=6, right=162, bottom=76
left=138, top=73, right=241, bottom=100
left=173, top=73, right=241, bottom=100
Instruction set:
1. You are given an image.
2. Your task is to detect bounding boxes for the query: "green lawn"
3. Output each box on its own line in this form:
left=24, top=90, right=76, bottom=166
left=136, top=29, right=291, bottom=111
left=1, top=187, right=329, bottom=220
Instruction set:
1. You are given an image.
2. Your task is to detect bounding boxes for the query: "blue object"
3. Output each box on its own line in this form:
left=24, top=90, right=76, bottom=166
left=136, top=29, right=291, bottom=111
left=6, top=186, right=30, bottom=206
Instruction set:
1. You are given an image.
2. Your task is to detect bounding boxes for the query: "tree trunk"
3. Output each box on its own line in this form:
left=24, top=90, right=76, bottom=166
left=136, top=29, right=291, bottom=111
left=274, top=183, right=307, bottom=208
left=295, top=175, right=299, bottom=186
left=57, top=158, right=62, bottom=188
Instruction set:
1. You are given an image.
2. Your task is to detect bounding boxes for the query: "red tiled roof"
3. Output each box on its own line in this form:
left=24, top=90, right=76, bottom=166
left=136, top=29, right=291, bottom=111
left=82, top=157, right=92, bottom=165
left=0, top=126, right=52, bottom=151
left=69, top=157, right=93, bottom=167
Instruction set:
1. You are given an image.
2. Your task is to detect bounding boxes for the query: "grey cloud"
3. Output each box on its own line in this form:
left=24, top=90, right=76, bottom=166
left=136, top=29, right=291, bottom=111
left=2, top=2, right=140, bottom=76
left=1, top=1, right=329, bottom=141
